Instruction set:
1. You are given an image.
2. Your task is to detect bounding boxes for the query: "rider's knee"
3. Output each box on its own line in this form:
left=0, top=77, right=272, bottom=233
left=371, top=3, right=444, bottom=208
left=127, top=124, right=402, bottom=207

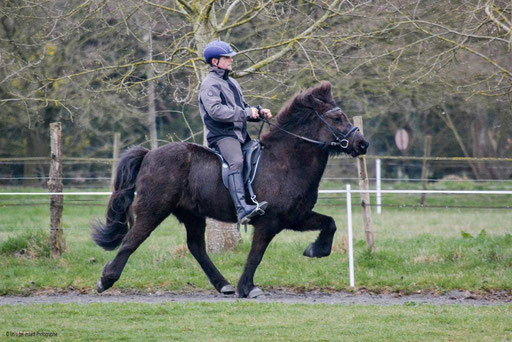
left=229, top=158, right=244, bottom=172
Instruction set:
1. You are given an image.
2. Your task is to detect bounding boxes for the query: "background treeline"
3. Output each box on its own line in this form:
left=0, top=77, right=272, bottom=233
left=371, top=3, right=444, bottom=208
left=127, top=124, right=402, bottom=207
left=1, top=0, right=511, bottom=184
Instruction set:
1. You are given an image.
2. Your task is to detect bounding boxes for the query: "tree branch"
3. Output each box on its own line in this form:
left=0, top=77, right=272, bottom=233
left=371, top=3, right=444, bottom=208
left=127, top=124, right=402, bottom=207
left=175, top=0, right=195, bottom=15
left=48, top=60, right=189, bottom=82
left=218, top=0, right=242, bottom=28
left=217, top=0, right=276, bottom=32
left=199, top=0, right=216, bottom=22
left=235, top=0, right=342, bottom=77
left=485, top=1, right=511, bottom=34
left=142, top=0, right=188, bottom=16
left=412, top=22, right=512, bottom=78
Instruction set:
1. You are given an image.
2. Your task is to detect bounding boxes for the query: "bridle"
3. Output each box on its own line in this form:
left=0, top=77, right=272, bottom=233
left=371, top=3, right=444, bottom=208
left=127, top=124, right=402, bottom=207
left=314, top=107, right=360, bottom=148
left=258, top=106, right=360, bottom=149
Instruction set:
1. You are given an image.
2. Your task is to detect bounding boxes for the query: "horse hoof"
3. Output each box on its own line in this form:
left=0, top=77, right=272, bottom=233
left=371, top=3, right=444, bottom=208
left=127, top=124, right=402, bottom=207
left=220, top=284, right=235, bottom=295
left=303, top=243, right=330, bottom=258
left=96, top=279, right=105, bottom=293
left=303, top=244, right=316, bottom=258
left=248, top=287, right=264, bottom=298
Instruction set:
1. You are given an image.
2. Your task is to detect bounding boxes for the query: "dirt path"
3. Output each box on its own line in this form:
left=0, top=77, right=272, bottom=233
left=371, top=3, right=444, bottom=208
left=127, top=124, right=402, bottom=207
left=1, top=289, right=511, bottom=306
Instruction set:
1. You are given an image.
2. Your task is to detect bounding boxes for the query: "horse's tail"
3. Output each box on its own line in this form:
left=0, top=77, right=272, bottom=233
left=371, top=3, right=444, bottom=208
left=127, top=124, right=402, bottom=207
left=92, top=146, right=149, bottom=251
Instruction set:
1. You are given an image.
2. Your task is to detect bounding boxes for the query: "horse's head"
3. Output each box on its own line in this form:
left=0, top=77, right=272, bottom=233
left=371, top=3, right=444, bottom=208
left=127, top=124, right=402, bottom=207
left=304, top=81, right=369, bottom=157
left=271, top=81, right=369, bottom=156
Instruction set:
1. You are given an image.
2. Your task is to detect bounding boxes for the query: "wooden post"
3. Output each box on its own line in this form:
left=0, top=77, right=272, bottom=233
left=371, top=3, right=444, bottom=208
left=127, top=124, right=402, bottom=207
left=48, top=122, right=65, bottom=258
left=420, top=135, right=432, bottom=206
left=110, top=132, right=121, bottom=191
left=353, top=116, right=376, bottom=253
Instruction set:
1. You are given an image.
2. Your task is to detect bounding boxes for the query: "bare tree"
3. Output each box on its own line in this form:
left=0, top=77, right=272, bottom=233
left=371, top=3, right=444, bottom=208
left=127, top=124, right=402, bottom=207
left=321, top=0, right=512, bottom=178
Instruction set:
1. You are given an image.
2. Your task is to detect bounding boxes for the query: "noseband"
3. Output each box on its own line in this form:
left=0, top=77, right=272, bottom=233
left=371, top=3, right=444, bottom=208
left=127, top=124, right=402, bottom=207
left=259, top=106, right=360, bottom=149
left=314, top=107, right=359, bottom=148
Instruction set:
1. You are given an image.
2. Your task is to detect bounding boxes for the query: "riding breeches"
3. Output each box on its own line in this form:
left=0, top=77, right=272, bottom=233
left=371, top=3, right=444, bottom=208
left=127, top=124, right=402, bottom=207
left=215, top=137, right=244, bottom=172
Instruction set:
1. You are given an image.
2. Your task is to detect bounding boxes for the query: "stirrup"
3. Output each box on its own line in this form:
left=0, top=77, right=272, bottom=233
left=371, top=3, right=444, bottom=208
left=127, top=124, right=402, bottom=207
left=239, top=202, right=267, bottom=224
left=250, top=193, right=268, bottom=215
left=255, top=201, right=267, bottom=215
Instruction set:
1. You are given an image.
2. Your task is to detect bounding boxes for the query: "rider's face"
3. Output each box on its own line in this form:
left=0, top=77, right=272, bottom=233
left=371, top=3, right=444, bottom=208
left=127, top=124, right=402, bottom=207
left=213, top=56, right=233, bottom=71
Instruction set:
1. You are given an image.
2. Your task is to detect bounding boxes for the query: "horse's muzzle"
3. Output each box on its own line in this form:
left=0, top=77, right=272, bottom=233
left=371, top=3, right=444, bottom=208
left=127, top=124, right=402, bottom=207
left=358, top=140, right=369, bottom=153
left=351, top=134, right=369, bottom=157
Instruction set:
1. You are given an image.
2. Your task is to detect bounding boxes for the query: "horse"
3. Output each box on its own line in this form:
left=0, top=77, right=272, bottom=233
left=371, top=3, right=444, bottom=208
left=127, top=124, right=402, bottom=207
left=92, top=80, right=369, bottom=298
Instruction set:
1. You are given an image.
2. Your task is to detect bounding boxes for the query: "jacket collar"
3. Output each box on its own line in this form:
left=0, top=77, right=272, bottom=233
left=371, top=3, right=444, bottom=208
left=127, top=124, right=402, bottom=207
left=209, top=66, right=230, bottom=80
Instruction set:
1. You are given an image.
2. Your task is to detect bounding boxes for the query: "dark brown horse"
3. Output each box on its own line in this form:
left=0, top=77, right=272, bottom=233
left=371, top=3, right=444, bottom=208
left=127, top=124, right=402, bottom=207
left=92, top=81, right=369, bottom=298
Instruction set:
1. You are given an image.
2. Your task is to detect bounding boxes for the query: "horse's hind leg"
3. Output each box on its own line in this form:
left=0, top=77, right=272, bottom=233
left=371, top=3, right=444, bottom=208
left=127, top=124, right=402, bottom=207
left=292, top=211, right=337, bottom=258
left=97, top=211, right=166, bottom=293
left=179, top=212, right=235, bottom=295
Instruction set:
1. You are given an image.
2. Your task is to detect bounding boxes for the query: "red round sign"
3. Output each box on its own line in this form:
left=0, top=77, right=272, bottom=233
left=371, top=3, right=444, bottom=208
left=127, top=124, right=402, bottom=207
left=394, top=129, right=409, bottom=151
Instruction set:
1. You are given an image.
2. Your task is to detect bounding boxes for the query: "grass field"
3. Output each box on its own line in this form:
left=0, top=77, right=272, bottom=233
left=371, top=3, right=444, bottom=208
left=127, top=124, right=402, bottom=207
left=1, top=182, right=511, bottom=295
left=1, top=183, right=511, bottom=341
left=2, top=302, right=512, bottom=341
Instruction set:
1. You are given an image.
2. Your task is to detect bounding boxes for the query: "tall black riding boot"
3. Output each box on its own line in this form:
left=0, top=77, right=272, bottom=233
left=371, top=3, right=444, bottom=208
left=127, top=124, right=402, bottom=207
left=227, top=170, right=267, bottom=224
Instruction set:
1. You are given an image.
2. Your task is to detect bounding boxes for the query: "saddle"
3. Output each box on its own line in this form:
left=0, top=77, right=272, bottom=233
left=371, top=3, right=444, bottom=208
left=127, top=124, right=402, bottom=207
left=213, top=139, right=263, bottom=205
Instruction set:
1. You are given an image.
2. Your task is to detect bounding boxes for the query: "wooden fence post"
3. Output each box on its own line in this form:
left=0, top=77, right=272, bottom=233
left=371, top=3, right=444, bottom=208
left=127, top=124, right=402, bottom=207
left=48, top=122, right=65, bottom=258
left=353, top=116, right=376, bottom=253
left=110, top=132, right=121, bottom=191
left=420, top=135, right=432, bottom=205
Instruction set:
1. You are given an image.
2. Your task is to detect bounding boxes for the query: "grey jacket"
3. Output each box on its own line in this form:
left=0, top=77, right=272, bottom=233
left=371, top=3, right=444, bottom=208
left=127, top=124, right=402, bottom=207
left=199, top=67, right=255, bottom=147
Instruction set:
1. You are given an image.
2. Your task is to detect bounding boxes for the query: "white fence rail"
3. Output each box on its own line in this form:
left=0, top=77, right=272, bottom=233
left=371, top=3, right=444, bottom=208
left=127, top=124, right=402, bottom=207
left=2, top=190, right=512, bottom=196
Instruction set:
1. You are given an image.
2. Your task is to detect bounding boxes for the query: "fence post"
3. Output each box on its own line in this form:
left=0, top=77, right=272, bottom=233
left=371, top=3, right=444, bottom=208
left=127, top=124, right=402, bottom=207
left=110, top=132, right=121, bottom=191
left=346, top=184, right=355, bottom=287
left=48, top=122, right=65, bottom=258
left=353, top=116, right=376, bottom=253
left=376, top=158, right=382, bottom=214
left=420, top=135, right=432, bottom=206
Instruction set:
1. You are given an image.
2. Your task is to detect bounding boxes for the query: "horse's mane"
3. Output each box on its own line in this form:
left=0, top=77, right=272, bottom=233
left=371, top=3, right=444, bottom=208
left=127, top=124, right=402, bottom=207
left=269, top=81, right=336, bottom=134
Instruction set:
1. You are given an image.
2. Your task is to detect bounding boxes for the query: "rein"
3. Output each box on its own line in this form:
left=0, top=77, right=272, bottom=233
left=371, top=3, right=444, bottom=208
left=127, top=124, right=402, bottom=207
left=257, top=106, right=359, bottom=149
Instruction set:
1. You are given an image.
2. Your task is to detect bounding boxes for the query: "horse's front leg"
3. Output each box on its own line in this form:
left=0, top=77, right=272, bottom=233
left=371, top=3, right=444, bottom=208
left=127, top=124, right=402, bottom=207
left=291, top=211, right=337, bottom=258
left=237, top=225, right=277, bottom=298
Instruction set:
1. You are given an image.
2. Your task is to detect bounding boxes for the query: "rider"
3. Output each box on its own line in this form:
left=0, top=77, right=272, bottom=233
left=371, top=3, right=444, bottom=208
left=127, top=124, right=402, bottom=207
left=199, top=40, right=272, bottom=224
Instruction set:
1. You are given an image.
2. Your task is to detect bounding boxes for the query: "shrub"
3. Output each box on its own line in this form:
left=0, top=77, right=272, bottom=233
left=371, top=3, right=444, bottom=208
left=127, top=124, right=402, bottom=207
left=0, top=230, right=50, bottom=258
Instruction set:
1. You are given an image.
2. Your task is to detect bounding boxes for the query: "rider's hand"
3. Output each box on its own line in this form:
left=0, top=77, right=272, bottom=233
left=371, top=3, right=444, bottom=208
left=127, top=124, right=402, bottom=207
left=251, top=107, right=259, bottom=119
left=261, top=108, right=272, bottom=120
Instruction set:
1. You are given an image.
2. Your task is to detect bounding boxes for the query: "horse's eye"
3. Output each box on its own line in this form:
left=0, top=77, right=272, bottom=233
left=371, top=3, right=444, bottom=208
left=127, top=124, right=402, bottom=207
left=334, top=117, right=342, bottom=123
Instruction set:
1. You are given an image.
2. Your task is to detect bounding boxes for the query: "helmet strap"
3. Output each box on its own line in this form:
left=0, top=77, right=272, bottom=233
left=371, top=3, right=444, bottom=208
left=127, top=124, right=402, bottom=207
left=211, top=59, right=230, bottom=76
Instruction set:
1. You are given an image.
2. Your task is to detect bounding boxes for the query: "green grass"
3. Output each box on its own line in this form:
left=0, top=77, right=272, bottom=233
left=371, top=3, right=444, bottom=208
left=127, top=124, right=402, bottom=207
left=0, top=229, right=50, bottom=257
left=1, top=302, right=511, bottom=341
left=0, top=186, right=511, bottom=294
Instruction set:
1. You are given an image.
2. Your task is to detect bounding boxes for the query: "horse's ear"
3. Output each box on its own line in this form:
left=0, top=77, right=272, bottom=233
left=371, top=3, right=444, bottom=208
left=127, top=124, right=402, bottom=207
left=319, top=80, right=332, bottom=92
left=311, top=81, right=332, bottom=100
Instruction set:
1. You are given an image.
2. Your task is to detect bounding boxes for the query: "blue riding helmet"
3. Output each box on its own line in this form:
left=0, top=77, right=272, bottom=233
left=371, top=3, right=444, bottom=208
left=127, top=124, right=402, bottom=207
left=203, top=40, right=237, bottom=64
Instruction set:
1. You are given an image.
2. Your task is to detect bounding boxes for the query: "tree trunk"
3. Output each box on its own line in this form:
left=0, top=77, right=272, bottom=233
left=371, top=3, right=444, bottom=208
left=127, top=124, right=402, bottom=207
left=438, top=108, right=481, bottom=179
left=146, top=24, right=158, bottom=150
left=206, top=218, right=242, bottom=253
left=471, top=115, right=500, bottom=179
left=23, top=128, right=47, bottom=186
left=193, top=1, right=242, bottom=253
